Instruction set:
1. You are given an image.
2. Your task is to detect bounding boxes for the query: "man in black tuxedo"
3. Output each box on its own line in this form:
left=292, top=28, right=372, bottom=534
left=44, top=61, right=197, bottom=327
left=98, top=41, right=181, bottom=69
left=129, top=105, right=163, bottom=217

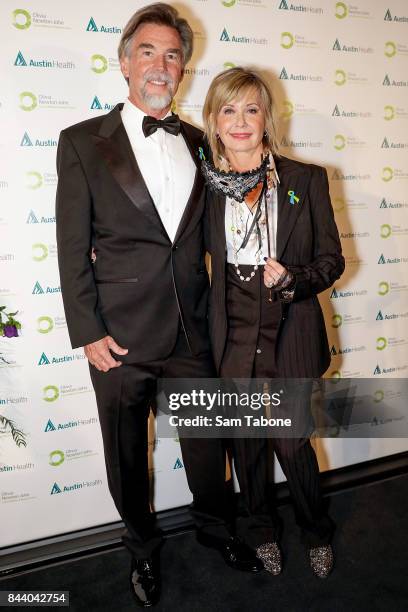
left=56, top=3, right=262, bottom=607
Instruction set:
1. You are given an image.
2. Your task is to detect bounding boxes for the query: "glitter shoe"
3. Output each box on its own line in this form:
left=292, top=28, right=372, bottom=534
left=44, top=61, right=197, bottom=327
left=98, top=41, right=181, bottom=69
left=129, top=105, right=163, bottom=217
left=309, top=544, right=334, bottom=578
left=256, top=542, right=282, bottom=575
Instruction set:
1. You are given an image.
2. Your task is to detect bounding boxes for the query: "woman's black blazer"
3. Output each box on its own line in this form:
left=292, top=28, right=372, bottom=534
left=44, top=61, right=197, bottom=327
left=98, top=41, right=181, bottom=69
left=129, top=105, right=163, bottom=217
left=206, top=155, right=345, bottom=377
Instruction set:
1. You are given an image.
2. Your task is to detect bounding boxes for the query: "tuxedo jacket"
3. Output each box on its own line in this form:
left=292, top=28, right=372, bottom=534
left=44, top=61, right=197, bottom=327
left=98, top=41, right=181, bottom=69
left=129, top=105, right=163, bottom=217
left=56, top=104, right=210, bottom=362
left=206, top=155, right=345, bottom=377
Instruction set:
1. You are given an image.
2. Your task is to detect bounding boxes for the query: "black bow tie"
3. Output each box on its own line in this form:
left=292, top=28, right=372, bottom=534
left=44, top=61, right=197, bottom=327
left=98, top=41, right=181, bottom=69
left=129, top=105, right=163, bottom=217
left=142, top=114, right=181, bottom=138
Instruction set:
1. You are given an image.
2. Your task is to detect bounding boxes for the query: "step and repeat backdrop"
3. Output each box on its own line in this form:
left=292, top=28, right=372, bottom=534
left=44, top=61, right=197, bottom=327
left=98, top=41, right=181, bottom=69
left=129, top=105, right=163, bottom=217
left=1, top=0, right=407, bottom=548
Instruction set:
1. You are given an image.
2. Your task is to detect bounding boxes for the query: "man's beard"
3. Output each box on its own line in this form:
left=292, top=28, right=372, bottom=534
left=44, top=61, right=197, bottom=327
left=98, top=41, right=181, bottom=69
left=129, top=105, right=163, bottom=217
left=140, top=69, right=175, bottom=111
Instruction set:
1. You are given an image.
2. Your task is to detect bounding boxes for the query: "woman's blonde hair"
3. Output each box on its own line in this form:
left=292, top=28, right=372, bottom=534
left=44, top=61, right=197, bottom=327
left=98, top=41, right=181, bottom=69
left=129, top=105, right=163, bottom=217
left=202, top=67, right=279, bottom=169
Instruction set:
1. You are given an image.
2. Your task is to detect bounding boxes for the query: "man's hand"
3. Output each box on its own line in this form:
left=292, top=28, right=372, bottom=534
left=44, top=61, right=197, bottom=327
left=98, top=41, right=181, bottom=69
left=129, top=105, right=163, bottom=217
left=84, top=336, right=128, bottom=372
left=263, top=258, right=289, bottom=289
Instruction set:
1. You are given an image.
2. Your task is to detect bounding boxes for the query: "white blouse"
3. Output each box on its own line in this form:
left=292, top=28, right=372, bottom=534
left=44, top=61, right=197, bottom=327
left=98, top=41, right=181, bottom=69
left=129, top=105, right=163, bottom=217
left=225, top=168, right=279, bottom=265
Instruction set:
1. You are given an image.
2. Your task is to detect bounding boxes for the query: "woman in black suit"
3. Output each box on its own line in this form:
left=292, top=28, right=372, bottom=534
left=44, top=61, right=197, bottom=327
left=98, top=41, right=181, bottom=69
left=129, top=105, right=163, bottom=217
left=202, top=67, right=345, bottom=578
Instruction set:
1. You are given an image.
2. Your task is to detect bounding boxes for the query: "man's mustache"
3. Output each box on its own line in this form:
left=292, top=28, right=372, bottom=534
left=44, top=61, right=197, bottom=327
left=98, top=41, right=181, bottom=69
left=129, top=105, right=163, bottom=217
left=143, top=70, right=174, bottom=87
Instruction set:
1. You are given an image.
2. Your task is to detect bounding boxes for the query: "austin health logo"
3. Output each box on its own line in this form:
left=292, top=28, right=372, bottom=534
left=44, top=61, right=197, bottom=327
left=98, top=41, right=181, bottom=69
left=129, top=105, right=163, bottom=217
left=278, top=0, right=323, bottom=13
left=15, top=51, right=27, bottom=66
left=383, top=74, right=408, bottom=87
left=384, top=9, right=408, bottom=22
left=27, top=210, right=38, bottom=223
left=219, top=27, right=267, bottom=45
left=32, top=281, right=44, bottom=295
left=173, top=458, right=184, bottom=469
left=376, top=311, right=384, bottom=321
left=32, top=281, right=61, bottom=295
left=21, top=132, right=57, bottom=147
left=51, top=482, right=62, bottom=494
left=373, top=365, right=381, bottom=375
left=21, top=132, right=33, bottom=146
left=90, top=96, right=114, bottom=111
left=27, top=211, right=56, bottom=224
left=220, top=28, right=230, bottom=42
left=86, top=17, right=121, bottom=34
left=86, top=17, right=98, bottom=31
left=38, top=352, right=51, bottom=365
left=45, top=419, right=57, bottom=432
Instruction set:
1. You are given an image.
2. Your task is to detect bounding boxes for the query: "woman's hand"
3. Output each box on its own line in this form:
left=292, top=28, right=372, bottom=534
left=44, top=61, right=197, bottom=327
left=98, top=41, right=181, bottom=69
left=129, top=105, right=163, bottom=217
left=263, top=257, right=293, bottom=290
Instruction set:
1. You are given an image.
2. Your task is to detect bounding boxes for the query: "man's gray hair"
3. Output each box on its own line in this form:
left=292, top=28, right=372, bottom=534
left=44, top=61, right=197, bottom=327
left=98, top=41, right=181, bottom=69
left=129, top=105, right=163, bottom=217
left=118, top=3, right=194, bottom=67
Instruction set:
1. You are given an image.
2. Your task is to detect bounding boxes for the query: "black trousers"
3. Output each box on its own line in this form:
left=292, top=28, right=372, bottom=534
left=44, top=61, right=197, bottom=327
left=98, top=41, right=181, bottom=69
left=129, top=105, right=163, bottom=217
left=89, top=328, right=232, bottom=559
left=221, top=264, right=335, bottom=548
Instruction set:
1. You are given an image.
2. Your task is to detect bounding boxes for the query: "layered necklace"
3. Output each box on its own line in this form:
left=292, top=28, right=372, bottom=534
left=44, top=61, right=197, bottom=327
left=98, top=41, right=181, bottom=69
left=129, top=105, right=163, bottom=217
left=202, top=151, right=277, bottom=282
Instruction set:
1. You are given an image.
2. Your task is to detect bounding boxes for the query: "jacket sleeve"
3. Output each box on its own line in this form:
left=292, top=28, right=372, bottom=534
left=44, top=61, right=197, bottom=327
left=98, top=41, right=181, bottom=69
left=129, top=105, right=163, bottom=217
left=283, top=165, right=345, bottom=302
left=55, top=130, right=107, bottom=348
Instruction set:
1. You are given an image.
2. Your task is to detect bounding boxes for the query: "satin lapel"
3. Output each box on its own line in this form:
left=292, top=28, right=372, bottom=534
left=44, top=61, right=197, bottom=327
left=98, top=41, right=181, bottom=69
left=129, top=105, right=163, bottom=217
left=276, top=158, right=312, bottom=260
left=91, top=105, right=170, bottom=240
left=173, top=121, right=203, bottom=244
left=208, top=191, right=227, bottom=257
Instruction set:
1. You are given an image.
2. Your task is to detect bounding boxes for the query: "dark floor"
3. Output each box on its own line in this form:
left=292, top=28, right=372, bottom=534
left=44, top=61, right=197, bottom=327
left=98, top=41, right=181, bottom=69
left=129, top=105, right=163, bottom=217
left=1, top=474, right=408, bottom=611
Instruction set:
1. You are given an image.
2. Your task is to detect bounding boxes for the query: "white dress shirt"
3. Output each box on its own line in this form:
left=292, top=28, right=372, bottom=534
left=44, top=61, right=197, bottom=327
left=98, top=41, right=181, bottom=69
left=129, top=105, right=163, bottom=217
left=121, top=98, right=196, bottom=242
left=225, top=169, right=280, bottom=264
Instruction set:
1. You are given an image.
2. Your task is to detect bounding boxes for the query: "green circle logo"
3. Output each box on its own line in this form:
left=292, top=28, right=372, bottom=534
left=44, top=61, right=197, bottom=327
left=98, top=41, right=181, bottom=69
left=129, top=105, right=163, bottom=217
left=26, top=171, right=43, bottom=189
left=378, top=281, right=389, bottom=296
left=380, top=224, right=392, bottom=238
left=376, top=337, right=387, bottom=351
left=384, top=105, right=395, bottom=121
left=281, top=100, right=294, bottom=119
left=281, top=32, right=294, bottom=49
left=91, top=54, right=108, bottom=74
left=335, top=2, right=348, bottom=19
left=37, top=316, right=54, bottom=334
left=223, top=62, right=236, bottom=70
left=384, top=41, right=397, bottom=58
left=12, top=9, right=31, bottom=29
left=334, top=69, right=346, bottom=86
left=330, top=370, right=342, bottom=380
left=222, top=0, right=236, bottom=6
left=49, top=450, right=65, bottom=466
left=334, top=134, right=346, bottom=150
left=332, top=314, right=342, bottom=328
left=43, top=385, right=59, bottom=402
left=19, top=91, right=37, bottom=111
left=333, top=198, right=345, bottom=212
left=373, top=390, right=384, bottom=403
left=382, top=167, right=393, bottom=182
left=32, top=243, right=48, bottom=262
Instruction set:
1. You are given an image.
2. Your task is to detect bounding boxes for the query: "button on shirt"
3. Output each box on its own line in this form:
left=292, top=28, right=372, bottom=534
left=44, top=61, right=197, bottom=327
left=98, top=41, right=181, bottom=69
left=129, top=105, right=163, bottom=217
left=225, top=168, right=280, bottom=264
left=121, top=99, right=196, bottom=242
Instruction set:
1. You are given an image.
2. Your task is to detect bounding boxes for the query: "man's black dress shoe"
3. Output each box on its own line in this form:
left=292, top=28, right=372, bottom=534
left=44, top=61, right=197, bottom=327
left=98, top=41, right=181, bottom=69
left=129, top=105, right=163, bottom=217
left=197, top=533, right=264, bottom=573
left=130, top=558, right=160, bottom=608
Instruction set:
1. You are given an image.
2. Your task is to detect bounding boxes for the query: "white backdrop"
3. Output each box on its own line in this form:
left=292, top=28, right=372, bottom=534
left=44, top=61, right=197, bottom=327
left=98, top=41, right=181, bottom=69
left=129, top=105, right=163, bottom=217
left=1, top=0, right=407, bottom=548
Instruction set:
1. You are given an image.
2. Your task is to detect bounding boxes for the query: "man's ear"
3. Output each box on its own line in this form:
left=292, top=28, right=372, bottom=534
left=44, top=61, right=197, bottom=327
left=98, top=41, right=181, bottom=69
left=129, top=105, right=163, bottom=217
left=120, top=54, right=130, bottom=80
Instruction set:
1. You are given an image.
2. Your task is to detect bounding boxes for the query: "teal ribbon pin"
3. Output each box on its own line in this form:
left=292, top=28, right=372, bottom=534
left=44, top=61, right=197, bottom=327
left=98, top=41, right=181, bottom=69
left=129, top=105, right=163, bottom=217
left=288, top=190, right=300, bottom=205
left=198, top=146, right=206, bottom=161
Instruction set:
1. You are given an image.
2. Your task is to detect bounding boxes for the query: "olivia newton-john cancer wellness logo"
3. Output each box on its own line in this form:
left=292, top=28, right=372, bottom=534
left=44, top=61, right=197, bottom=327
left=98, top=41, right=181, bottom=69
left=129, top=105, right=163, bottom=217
left=12, top=8, right=70, bottom=29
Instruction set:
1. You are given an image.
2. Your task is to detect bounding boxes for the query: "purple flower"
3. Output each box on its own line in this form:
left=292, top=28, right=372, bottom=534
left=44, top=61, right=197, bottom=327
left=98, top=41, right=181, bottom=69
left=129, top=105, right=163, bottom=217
left=3, top=325, right=18, bottom=338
